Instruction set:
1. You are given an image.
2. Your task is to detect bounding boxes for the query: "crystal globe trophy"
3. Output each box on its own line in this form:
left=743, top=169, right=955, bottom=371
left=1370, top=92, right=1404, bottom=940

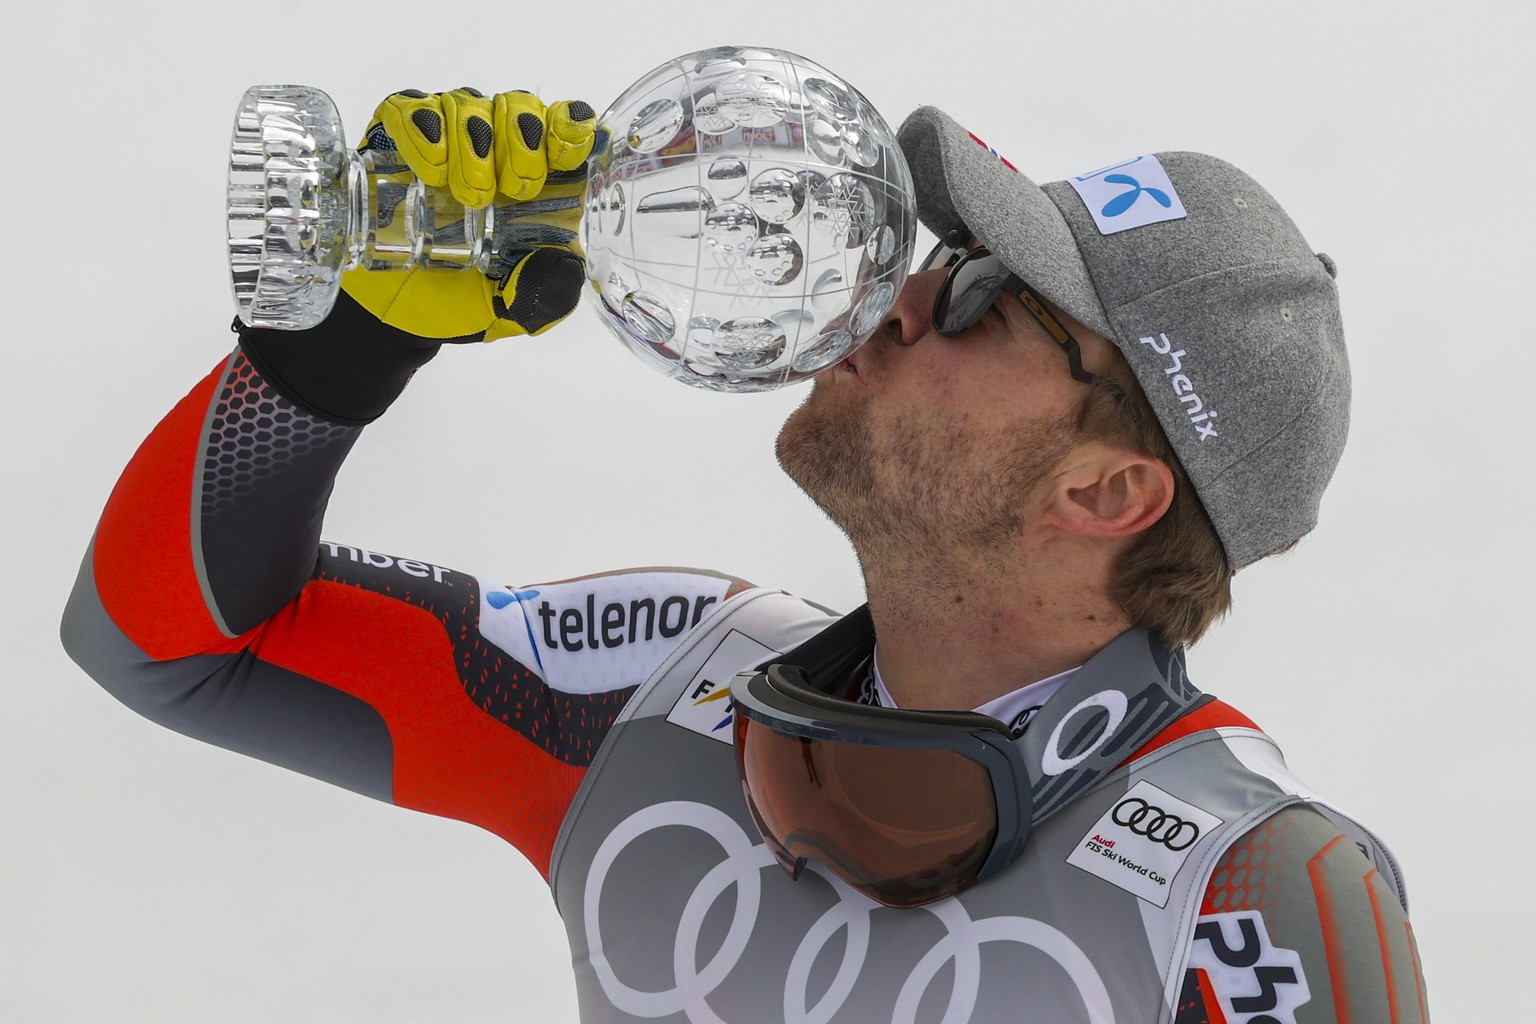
left=227, top=47, right=916, bottom=391
left=581, top=47, right=915, bottom=391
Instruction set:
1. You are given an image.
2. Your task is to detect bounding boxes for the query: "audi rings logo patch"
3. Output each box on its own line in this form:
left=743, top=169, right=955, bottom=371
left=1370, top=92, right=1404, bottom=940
left=1066, top=780, right=1224, bottom=908
left=1111, top=796, right=1202, bottom=851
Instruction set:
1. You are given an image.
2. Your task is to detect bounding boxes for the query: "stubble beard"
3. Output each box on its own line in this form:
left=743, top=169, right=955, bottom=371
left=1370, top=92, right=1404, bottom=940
left=775, top=385, right=882, bottom=544
left=776, top=385, right=1078, bottom=577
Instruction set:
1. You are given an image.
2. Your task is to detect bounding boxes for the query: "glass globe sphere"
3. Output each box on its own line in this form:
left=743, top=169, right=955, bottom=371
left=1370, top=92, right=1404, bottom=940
left=581, top=46, right=916, bottom=392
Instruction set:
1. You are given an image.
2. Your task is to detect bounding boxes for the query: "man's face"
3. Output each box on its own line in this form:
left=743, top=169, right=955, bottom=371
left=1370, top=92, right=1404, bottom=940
left=776, top=250, right=1118, bottom=563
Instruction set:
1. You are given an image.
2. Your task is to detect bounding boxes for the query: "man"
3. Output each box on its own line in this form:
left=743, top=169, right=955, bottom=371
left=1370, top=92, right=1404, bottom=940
left=63, top=88, right=1427, bottom=1022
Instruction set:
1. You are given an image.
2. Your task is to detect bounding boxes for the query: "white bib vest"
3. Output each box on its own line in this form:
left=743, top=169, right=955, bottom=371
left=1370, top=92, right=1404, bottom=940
left=549, top=590, right=1406, bottom=1024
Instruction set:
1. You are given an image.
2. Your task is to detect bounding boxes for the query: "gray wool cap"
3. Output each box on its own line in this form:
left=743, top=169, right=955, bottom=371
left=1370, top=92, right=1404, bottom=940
left=898, top=106, right=1350, bottom=572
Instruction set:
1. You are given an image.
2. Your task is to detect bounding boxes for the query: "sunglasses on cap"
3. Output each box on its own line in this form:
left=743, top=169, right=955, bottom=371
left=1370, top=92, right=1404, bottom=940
left=731, top=609, right=1033, bottom=909
left=921, top=228, right=1097, bottom=385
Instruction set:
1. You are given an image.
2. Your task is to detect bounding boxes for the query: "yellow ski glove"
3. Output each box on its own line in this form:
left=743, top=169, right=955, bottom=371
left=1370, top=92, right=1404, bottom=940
left=340, top=88, right=598, bottom=343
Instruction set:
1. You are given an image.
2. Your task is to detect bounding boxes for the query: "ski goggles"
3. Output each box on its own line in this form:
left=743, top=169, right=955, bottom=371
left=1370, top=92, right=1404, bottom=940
left=921, top=229, right=1096, bottom=384
left=732, top=661, right=1034, bottom=909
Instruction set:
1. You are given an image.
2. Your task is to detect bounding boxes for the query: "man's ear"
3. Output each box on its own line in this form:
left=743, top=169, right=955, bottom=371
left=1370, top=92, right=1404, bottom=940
left=1045, top=444, right=1175, bottom=539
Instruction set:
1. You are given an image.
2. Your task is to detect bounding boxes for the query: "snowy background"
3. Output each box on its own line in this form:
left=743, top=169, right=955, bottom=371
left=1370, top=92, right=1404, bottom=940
left=4, top=1, right=1531, bottom=1019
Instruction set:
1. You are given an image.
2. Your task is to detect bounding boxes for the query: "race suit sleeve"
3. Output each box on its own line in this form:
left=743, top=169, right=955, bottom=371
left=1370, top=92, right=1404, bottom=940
left=1125, top=701, right=1429, bottom=1023
left=60, top=300, right=752, bottom=877
left=1175, top=804, right=1431, bottom=1024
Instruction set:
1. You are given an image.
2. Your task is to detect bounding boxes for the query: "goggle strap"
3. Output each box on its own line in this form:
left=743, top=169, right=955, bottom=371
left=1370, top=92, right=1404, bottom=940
left=752, top=603, right=875, bottom=699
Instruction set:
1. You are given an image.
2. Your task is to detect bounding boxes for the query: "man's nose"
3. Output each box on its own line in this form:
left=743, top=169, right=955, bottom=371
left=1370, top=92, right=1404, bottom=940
left=880, top=267, right=945, bottom=347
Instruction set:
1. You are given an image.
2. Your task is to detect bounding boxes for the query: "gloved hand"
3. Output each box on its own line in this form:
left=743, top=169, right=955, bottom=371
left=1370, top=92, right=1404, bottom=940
left=340, top=87, right=598, bottom=343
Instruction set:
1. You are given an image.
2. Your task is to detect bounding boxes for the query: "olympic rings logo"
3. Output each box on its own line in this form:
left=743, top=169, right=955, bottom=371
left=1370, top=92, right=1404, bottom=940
left=582, top=801, right=1116, bottom=1024
left=1110, top=797, right=1202, bottom=851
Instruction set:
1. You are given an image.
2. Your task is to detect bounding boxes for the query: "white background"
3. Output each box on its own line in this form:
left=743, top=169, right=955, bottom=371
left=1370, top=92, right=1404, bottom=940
left=3, top=1, right=1530, bottom=1019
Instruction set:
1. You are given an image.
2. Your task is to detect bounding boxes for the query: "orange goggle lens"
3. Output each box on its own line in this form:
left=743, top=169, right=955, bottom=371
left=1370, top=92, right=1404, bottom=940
left=735, top=714, right=999, bottom=909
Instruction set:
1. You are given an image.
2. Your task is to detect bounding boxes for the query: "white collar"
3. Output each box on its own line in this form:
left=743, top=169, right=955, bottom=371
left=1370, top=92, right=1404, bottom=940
left=871, top=651, right=1078, bottom=738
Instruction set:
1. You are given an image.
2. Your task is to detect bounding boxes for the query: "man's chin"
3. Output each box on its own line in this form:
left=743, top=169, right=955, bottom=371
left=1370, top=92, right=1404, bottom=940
left=775, top=386, right=872, bottom=518
left=773, top=397, right=817, bottom=484
left=775, top=381, right=838, bottom=473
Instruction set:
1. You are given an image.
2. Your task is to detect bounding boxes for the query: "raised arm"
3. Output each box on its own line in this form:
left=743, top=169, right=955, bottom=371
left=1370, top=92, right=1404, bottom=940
left=60, top=89, right=749, bottom=875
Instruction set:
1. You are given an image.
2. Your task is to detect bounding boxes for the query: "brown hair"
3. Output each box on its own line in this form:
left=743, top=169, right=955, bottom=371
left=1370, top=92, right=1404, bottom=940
left=1076, top=357, right=1233, bottom=648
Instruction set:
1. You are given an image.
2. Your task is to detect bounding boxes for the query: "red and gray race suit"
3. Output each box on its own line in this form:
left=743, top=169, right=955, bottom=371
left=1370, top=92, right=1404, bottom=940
left=61, top=305, right=1430, bottom=1022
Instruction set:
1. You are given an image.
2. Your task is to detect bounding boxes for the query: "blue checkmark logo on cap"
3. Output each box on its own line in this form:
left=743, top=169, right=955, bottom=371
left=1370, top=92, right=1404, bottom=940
left=1100, top=174, right=1173, bottom=218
